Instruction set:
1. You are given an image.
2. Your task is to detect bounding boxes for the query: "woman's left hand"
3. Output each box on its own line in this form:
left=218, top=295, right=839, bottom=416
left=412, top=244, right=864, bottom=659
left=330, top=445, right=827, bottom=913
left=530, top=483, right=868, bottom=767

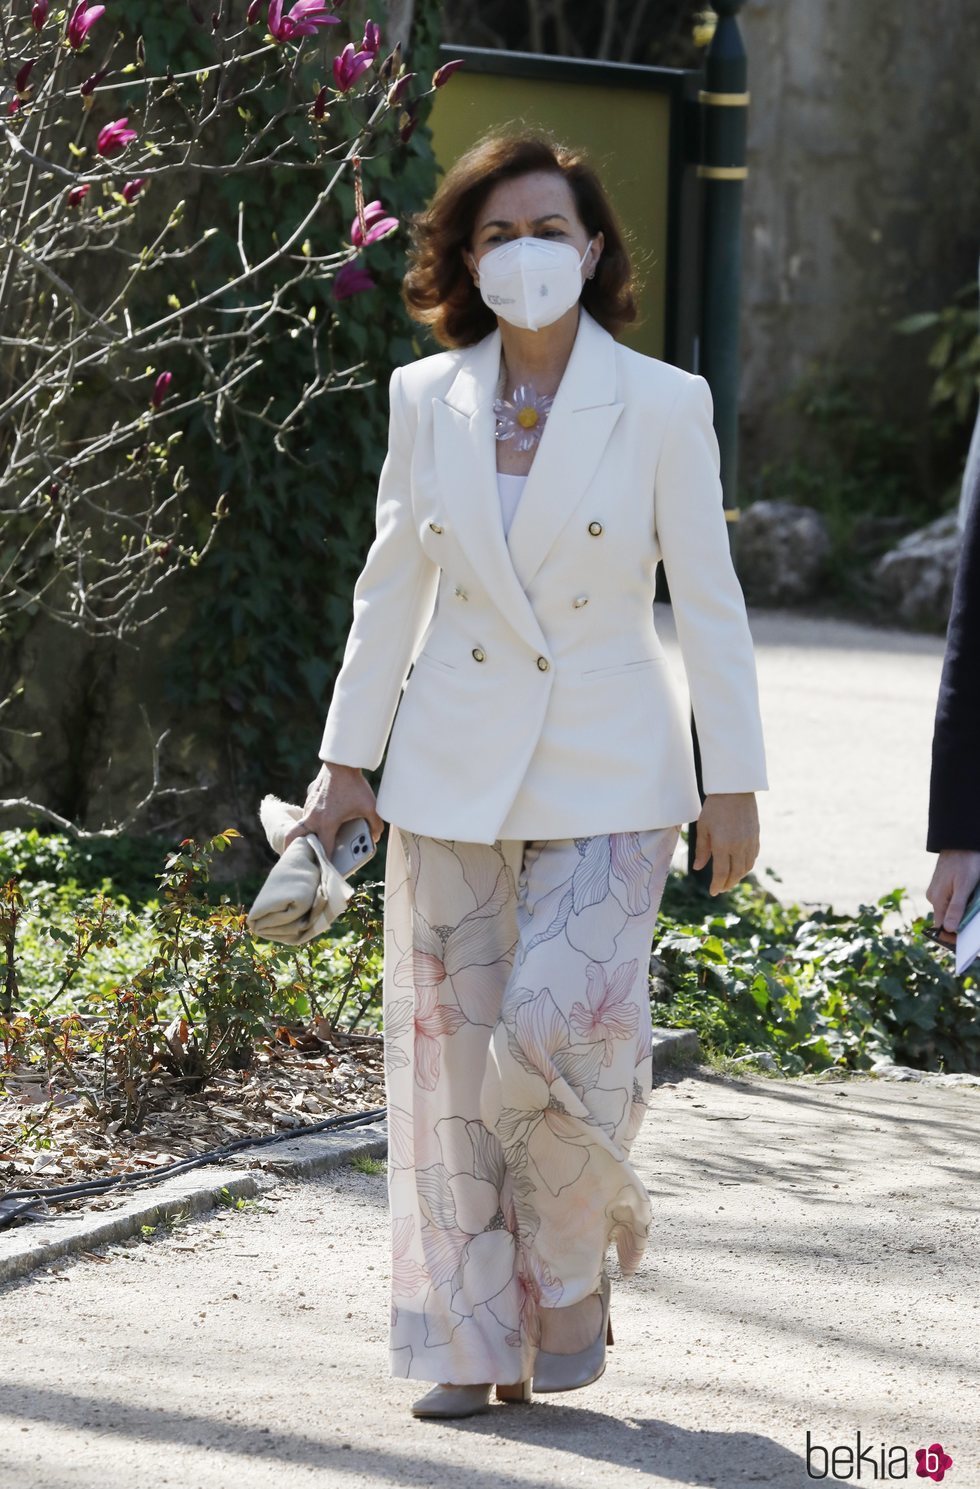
left=692, top=792, right=761, bottom=895
left=926, top=848, right=980, bottom=934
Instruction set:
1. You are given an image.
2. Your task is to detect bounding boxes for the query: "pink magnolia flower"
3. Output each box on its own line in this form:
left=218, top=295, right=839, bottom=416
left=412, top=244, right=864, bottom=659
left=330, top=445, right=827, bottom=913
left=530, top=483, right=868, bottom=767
left=350, top=198, right=397, bottom=247
left=121, top=177, right=145, bottom=204
left=311, top=84, right=329, bottom=120
left=245, top=0, right=263, bottom=21
left=361, top=18, right=380, bottom=54
left=268, top=0, right=340, bottom=42
left=32, top=1, right=49, bottom=30
left=96, top=117, right=137, bottom=157
left=432, top=57, right=465, bottom=88
left=66, top=2, right=105, bottom=49
left=67, top=183, right=91, bottom=206
left=15, top=61, right=35, bottom=96
left=8, top=98, right=21, bottom=117
left=332, top=261, right=375, bottom=300
left=332, top=42, right=374, bottom=92
left=151, top=371, right=173, bottom=408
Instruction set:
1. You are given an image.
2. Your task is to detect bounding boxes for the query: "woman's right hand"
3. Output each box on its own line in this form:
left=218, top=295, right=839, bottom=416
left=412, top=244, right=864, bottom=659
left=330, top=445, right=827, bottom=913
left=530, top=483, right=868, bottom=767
left=281, top=762, right=386, bottom=859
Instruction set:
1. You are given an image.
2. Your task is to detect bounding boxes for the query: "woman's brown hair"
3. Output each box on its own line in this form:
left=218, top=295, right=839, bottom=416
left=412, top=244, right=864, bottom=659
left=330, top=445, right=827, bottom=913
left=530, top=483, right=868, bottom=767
left=401, top=129, right=638, bottom=349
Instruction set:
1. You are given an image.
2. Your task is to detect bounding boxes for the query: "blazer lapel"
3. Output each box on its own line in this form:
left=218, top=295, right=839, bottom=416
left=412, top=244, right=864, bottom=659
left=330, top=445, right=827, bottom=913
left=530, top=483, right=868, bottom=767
left=505, top=308, right=624, bottom=592
left=432, top=307, right=623, bottom=653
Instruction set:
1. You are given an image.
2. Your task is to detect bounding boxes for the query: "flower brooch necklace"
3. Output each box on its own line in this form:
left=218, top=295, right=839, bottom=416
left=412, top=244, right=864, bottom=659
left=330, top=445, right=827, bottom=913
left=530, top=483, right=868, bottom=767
left=493, top=374, right=555, bottom=452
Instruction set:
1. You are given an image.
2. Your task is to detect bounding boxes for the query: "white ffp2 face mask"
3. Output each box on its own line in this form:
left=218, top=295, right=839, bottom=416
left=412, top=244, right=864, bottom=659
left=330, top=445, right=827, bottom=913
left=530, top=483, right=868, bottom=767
left=473, top=235, right=593, bottom=332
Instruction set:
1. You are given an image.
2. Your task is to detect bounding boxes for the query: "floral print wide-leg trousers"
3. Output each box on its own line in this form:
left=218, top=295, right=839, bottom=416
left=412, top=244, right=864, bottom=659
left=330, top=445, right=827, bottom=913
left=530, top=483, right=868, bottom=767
left=382, top=823, right=681, bottom=1386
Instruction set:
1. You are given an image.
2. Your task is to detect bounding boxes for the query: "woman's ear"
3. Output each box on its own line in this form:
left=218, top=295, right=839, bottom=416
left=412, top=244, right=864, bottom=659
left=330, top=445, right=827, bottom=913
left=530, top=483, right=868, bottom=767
left=462, top=246, right=479, bottom=284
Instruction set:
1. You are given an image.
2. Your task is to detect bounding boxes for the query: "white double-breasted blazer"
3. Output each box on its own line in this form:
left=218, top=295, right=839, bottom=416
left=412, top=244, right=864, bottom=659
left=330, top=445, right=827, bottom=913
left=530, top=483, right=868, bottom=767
left=318, top=305, right=768, bottom=844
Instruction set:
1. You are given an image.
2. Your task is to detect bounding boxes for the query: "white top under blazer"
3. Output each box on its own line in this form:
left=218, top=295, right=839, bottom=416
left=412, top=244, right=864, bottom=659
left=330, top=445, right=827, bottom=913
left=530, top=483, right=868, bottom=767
left=496, top=470, right=527, bottom=538
left=318, top=306, right=769, bottom=844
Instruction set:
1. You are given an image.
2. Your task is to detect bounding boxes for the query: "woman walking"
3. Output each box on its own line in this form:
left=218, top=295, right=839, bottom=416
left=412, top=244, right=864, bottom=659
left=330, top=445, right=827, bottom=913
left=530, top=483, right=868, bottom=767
left=285, top=130, right=768, bottom=1418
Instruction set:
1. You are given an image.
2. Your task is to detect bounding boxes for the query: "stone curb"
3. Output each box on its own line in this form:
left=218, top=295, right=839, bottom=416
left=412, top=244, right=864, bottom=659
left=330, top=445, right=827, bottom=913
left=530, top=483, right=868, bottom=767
left=651, top=1025, right=702, bottom=1069
left=0, top=1120, right=388, bottom=1290
left=0, top=1029, right=702, bottom=1290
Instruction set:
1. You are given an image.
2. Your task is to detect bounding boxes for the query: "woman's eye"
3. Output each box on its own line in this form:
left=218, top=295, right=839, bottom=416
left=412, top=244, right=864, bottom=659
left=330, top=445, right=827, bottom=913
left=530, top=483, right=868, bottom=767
left=482, top=230, right=564, bottom=243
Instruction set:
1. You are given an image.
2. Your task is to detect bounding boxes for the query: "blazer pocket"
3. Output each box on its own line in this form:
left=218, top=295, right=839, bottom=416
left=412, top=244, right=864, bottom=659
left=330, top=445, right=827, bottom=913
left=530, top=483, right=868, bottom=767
left=580, top=656, right=666, bottom=679
left=413, top=650, right=458, bottom=673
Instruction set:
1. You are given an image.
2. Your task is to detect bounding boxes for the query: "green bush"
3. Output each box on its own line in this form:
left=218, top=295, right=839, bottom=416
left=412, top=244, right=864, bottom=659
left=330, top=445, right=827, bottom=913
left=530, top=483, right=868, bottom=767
left=654, top=876, right=979, bottom=1075
left=3, top=830, right=975, bottom=1136
left=0, top=827, right=186, bottom=906
left=895, top=277, right=980, bottom=439
left=1, top=829, right=384, bottom=1126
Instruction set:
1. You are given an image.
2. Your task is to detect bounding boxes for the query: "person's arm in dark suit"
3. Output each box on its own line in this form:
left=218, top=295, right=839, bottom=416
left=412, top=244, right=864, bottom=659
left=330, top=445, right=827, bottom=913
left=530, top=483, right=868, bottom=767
left=926, top=452, right=980, bottom=932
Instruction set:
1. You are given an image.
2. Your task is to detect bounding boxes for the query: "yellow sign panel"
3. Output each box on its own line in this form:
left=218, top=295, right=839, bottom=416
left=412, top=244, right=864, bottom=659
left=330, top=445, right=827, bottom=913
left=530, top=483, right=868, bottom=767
left=428, top=70, right=673, bottom=361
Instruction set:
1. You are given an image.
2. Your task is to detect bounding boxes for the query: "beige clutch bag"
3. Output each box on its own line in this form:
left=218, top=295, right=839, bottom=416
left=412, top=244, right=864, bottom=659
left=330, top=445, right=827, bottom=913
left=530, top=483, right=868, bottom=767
left=246, top=794, right=356, bottom=946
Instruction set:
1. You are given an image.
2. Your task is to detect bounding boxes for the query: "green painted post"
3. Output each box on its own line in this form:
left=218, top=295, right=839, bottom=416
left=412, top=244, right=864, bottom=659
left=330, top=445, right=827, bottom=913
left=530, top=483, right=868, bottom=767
left=699, top=0, right=749, bottom=510
left=687, top=0, right=750, bottom=886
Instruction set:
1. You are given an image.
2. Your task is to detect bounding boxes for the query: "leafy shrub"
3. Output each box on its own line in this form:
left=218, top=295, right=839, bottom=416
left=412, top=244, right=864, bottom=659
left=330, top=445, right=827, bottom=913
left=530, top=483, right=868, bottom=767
left=3, top=830, right=975, bottom=1138
left=0, top=828, right=181, bottom=905
left=654, top=877, right=979, bottom=1075
left=896, top=277, right=980, bottom=439
left=1, top=828, right=384, bottom=1126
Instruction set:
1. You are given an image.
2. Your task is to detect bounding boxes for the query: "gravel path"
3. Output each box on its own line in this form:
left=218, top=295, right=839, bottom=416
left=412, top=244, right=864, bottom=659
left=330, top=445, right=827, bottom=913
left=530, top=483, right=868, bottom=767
left=2, top=1066, right=976, bottom=1489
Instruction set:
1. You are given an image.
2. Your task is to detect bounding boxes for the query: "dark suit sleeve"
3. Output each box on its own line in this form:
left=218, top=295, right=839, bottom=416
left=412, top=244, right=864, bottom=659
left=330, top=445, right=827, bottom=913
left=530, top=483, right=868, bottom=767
left=927, top=457, right=980, bottom=852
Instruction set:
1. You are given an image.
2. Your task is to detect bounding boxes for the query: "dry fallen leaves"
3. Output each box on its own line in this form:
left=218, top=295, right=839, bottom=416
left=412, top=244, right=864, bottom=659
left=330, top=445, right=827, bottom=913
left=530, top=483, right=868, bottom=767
left=0, top=1022, right=386, bottom=1213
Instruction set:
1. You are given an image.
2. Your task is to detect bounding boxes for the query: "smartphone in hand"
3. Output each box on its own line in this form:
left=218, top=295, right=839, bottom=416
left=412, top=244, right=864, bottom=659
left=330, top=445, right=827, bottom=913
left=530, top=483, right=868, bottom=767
left=332, top=816, right=377, bottom=878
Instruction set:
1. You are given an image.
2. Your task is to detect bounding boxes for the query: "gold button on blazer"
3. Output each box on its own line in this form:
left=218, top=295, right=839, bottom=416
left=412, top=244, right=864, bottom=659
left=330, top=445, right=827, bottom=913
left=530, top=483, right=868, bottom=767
left=319, top=307, right=768, bottom=844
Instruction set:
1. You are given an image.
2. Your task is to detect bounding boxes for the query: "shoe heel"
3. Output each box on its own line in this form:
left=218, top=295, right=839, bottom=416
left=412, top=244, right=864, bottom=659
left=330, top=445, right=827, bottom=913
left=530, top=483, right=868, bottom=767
left=606, top=1314, right=614, bottom=1346
left=495, top=1378, right=532, bottom=1404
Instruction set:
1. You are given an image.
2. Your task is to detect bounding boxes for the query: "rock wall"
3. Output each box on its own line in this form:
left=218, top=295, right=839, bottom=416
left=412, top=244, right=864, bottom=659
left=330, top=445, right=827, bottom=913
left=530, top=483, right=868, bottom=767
left=737, top=0, right=980, bottom=471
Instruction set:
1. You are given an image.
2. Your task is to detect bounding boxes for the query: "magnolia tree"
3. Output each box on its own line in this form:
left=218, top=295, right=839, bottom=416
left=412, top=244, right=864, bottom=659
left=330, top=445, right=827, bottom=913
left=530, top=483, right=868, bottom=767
left=0, top=0, right=461, bottom=836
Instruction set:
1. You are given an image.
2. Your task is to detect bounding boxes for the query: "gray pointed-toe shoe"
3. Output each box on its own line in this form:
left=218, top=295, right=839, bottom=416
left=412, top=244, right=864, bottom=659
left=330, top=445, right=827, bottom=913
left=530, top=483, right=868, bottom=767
left=531, top=1271, right=614, bottom=1393
left=410, top=1378, right=533, bottom=1418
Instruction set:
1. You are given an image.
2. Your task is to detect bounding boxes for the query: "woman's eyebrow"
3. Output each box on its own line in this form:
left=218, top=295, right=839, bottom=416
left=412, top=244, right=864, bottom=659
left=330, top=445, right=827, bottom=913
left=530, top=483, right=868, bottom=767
left=478, top=214, right=570, bottom=229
